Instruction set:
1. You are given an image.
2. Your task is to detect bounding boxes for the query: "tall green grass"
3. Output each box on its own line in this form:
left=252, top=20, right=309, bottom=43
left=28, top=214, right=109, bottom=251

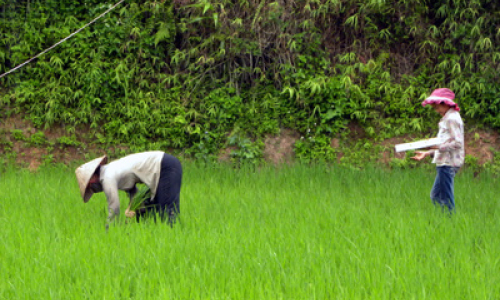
left=1, top=162, right=499, bottom=299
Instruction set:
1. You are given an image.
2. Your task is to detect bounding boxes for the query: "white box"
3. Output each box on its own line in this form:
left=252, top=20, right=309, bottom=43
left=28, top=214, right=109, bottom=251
left=394, top=138, right=445, bottom=153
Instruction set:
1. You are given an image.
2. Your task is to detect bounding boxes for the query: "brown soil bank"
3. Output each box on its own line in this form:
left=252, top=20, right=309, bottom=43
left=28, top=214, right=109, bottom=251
left=1, top=114, right=499, bottom=171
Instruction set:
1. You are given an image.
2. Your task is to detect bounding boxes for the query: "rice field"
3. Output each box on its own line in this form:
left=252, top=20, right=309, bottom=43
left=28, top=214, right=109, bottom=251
left=1, top=162, right=499, bottom=299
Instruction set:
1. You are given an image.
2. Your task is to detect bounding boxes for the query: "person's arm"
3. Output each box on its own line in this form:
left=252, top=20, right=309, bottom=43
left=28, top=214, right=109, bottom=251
left=439, top=119, right=463, bottom=152
left=411, top=150, right=435, bottom=161
left=125, top=185, right=138, bottom=218
left=102, top=180, right=121, bottom=222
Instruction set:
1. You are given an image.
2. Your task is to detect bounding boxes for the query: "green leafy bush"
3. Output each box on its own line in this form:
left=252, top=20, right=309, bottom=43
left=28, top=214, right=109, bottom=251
left=1, top=0, right=499, bottom=164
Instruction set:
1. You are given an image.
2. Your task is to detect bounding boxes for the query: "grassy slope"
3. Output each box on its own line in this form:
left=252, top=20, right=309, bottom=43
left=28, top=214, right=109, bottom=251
left=1, top=163, right=499, bottom=299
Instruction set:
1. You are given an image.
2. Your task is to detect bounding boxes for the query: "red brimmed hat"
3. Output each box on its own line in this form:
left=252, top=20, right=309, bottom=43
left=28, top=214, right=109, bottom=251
left=421, top=88, right=460, bottom=111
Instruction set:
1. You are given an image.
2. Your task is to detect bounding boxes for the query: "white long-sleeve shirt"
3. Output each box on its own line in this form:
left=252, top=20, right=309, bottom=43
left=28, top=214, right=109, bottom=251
left=99, top=151, right=164, bottom=220
left=432, top=109, right=465, bottom=167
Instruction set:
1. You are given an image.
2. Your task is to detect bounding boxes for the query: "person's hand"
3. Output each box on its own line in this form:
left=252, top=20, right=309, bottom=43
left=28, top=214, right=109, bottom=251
left=125, top=208, right=136, bottom=218
left=411, top=151, right=428, bottom=161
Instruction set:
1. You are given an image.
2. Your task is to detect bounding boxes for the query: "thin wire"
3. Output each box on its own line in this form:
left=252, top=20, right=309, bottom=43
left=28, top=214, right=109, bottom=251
left=0, top=0, right=126, bottom=80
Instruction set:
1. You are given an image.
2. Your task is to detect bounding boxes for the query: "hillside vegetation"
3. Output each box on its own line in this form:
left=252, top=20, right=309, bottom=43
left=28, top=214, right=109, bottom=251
left=1, top=0, right=499, bottom=165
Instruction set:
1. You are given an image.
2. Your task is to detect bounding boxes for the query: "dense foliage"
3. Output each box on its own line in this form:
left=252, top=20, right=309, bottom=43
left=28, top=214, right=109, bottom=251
left=0, top=0, right=499, bottom=161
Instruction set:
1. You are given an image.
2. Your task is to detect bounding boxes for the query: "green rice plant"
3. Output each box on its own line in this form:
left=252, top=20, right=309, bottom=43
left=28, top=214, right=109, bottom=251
left=129, top=185, right=151, bottom=212
left=1, top=162, right=500, bottom=299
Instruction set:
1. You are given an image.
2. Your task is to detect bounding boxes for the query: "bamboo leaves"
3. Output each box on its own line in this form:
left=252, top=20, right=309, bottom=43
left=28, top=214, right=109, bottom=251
left=154, top=22, right=173, bottom=47
left=1, top=0, right=500, bottom=159
left=475, top=37, right=492, bottom=52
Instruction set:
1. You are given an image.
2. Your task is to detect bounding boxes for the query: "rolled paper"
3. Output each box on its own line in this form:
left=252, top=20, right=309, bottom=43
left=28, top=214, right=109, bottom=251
left=395, top=138, right=446, bottom=153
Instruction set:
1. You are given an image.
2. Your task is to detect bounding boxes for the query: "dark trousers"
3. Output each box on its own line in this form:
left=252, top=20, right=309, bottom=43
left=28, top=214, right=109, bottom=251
left=137, top=154, right=182, bottom=223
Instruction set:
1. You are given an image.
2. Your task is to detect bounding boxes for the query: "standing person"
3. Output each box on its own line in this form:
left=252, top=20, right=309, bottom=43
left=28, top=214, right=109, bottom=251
left=411, top=88, right=465, bottom=212
left=75, top=151, right=182, bottom=225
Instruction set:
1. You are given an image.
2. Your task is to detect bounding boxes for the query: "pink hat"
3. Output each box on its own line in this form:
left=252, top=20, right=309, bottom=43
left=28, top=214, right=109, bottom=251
left=421, top=88, right=460, bottom=111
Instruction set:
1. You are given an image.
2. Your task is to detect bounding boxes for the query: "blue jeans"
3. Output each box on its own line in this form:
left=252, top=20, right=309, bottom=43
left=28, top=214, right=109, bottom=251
left=430, top=166, right=459, bottom=212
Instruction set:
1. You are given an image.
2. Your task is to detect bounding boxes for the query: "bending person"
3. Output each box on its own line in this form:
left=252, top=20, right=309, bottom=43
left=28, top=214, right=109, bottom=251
left=75, top=151, right=182, bottom=225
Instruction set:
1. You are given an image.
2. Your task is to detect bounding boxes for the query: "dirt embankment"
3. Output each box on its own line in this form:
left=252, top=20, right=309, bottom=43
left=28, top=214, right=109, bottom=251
left=1, top=115, right=499, bottom=171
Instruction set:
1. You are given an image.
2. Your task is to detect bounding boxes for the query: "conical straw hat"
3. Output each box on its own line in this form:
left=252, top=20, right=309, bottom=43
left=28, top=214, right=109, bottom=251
left=75, top=156, right=108, bottom=203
